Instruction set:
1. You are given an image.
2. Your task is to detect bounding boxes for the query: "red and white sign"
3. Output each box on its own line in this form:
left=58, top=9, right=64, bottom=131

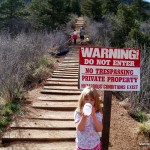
left=79, top=46, right=140, bottom=91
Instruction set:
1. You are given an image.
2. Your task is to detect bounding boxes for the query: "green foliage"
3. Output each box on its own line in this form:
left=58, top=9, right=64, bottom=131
left=0, top=0, right=28, bottom=34
left=109, top=3, right=140, bottom=47
left=71, top=0, right=81, bottom=16
left=81, top=0, right=102, bottom=21
left=0, top=117, right=9, bottom=128
left=102, top=0, right=121, bottom=15
left=37, top=57, right=52, bottom=68
left=138, top=121, right=150, bottom=137
left=29, top=0, right=71, bottom=30
left=129, top=109, right=148, bottom=123
left=1, top=105, right=13, bottom=116
left=0, top=102, right=23, bottom=130
left=25, top=57, right=53, bottom=86
left=127, top=28, right=150, bottom=47
left=131, top=0, right=150, bottom=21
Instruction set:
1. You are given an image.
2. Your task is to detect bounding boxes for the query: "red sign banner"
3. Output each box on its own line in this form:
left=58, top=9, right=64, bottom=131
left=79, top=46, right=140, bottom=91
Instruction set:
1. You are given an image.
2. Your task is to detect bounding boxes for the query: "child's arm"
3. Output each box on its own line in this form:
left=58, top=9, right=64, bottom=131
left=91, top=107, right=103, bottom=132
left=76, top=115, right=87, bottom=131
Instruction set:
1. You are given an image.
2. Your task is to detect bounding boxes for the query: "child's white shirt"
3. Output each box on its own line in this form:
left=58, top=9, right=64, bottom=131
left=74, top=110, right=103, bottom=149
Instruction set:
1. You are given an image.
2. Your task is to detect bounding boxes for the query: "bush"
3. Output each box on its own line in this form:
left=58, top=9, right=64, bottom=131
left=138, top=121, right=150, bottom=137
left=129, top=109, right=148, bottom=123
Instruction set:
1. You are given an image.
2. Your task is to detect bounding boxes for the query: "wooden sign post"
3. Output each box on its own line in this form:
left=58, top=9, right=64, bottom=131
left=101, top=91, right=112, bottom=150
left=79, top=46, right=141, bottom=150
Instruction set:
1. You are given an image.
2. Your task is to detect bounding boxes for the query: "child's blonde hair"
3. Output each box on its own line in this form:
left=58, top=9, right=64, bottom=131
left=77, top=86, right=102, bottom=114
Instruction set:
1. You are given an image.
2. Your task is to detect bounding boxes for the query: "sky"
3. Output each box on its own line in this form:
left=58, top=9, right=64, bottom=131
left=143, top=0, right=150, bottom=2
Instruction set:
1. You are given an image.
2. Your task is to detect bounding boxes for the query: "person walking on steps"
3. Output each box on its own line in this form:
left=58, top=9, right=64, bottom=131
left=74, top=86, right=103, bottom=150
left=72, top=29, right=78, bottom=45
left=80, top=26, right=85, bottom=45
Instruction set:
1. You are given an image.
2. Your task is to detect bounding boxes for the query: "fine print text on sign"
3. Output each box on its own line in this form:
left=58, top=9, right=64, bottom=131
left=79, top=47, right=140, bottom=91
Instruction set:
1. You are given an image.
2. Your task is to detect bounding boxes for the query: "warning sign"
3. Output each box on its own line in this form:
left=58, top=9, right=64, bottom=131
left=79, top=47, right=140, bottom=91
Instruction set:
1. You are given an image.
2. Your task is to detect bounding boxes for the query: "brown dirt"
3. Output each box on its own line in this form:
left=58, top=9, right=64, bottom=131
left=4, top=56, right=149, bottom=150
left=24, top=89, right=150, bottom=150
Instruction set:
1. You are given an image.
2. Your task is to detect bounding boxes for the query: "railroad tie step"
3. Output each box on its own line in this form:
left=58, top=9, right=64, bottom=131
left=56, top=68, right=79, bottom=71
left=53, top=70, right=78, bottom=74
left=0, top=141, right=76, bottom=150
left=43, top=85, right=79, bottom=91
left=40, top=89, right=80, bottom=95
left=38, top=95, right=79, bottom=101
left=46, top=78, right=78, bottom=82
left=2, top=129, right=75, bottom=142
left=29, top=110, right=74, bottom=121
left=32, top=101, right=77, bottom=110
left=45, top=81, right=78, bottom=86
left=51, top=75, right=78, bottom=79
left=10, top=119, right=75, bottom=130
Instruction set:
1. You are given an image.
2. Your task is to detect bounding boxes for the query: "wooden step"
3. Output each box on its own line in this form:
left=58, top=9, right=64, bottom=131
left=45, top=81, right=78, bottom=86
left=53, top=70, right=78, bottom=74
left=32, top=101, right=77, bottom=110
left=64, top=57, right=79, bottom=60
left=38, top=95, right=79, bottom=101
left=43, top=86, right=79, bottom=91
left=47, top=78, right=78, bottom=82
left=2, top=129, right=75, bottom=142
left=57, top=66, right=79, bottom=69
left=1, top=141, right=75, bottom=150
left=40, top=89, right=80, bottom=95
left=53, top=73, right=78, bottom=78
left=29, top=110, right=74, bottom=120
left=59, top=62, right=79, bottom=65
left=63, top=60, right=79, bottom=63
left=10, top=119, right=75, bottom=130
left=51, top=75, right=78, bottom=79
left=56, top=68, right=79, bottom=71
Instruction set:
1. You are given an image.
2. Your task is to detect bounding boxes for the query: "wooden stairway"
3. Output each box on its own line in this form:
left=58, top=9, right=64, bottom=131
left=0, top=16, right=85, bottom=150
left=1, top=46, right=81, bottom=150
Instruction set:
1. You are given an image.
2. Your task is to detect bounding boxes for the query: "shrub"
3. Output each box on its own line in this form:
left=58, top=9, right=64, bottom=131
left=129, top=109, right=148, bottom=123
left=138, top=121, right=150, bottom=137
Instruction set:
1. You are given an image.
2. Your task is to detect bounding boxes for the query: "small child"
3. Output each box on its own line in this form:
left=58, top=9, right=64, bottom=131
left=72, top=29, right=78, bottom=45
left=74, top=86, right=103, bottom=150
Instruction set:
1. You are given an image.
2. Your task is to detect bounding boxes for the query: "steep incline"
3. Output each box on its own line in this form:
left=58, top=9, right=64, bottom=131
left=0, top=17, right=85, bottom=150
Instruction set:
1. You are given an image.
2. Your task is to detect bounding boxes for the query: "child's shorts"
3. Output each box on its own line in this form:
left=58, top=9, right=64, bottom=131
left=76, top=143, right=102, bottom=150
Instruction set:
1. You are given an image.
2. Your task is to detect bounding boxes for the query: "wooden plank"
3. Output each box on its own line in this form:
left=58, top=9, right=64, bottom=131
left=63, top=60, right=79, bottom=63
left=59, top=62, right=79, bottom=64
left=53, top=73, right=78, bottom=78
left=51, top=75, right=78, bottom=79
left=53, top=70, right=78, bottom=74
left=57, top=66, right=79, bottom=69
left=45, top=81, right=78, bottom=86
left=10, top=119, right=75, bottom=129
left=32, top=101, right=77, bottom=110
left=29, top=110, right=74, bottom=120
left=56, top=68, right=79, bottom=71
left=40, top=89, right=80, bottom=95
left=38, top=95, right=79, bottom=101
left=0, top=141, right=75, bottom=150
left=43, top=86, right=79, bottom=90
left=47, top=78, right=78, bottom=82
left=2, top=130, right=75, bottom=141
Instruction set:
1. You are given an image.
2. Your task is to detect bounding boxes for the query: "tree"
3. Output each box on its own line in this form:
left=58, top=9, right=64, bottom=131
left=0, top=0, right=28, bottom=35
left=29, top=0, right=71, bottom=30
left=110, top=3, right=140, bottom=47
left=131, top=0, right=150, bottom=21
left=81, top=0, right=102, bottom=21
left=71, top=0, right=81, bottom=16
left=102, top=0, right=121, bottom=15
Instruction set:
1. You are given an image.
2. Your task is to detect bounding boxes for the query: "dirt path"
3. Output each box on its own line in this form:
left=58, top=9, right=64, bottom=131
left=0, top=17, right=149, bottom=150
